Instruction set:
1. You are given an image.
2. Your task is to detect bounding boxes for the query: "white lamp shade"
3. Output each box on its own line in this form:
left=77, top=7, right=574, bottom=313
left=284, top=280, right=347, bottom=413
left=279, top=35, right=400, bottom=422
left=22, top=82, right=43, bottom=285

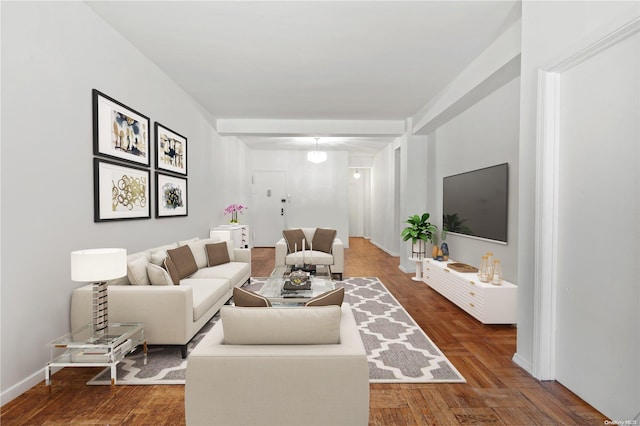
left=307, top=151, right=327, bottom=164
left=71, top=248, right=127, bottom=282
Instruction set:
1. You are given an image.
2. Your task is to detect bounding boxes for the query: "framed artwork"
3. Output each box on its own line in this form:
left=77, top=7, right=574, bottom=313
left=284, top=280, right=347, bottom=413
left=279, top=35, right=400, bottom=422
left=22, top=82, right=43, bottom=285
left=94, top=158, right=151, bottom=222
left=93, top=89, right=150, bottom=166
left=156, top=172, right=188, bottom=218
left=155, top=122, right=188, bottom=175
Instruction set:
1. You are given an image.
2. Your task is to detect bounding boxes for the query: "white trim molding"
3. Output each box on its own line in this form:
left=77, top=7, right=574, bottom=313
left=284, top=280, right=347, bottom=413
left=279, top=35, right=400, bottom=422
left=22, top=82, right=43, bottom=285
left=532, top=15, right=640, bottom=381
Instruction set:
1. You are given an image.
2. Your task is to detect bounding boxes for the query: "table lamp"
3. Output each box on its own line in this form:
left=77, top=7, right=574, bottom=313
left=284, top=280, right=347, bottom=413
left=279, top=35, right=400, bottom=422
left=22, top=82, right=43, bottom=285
left=71, top=248, right=127, bottom=333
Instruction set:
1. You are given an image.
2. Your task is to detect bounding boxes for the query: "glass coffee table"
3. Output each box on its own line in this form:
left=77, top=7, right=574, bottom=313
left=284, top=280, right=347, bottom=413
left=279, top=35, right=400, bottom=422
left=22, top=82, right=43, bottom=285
left=258, top=265, right=335, bottom=305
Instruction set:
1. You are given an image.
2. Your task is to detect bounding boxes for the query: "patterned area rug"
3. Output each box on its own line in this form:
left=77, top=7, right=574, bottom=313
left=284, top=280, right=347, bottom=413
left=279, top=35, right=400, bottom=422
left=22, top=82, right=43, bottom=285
left=88, top=277, right=465, bottom=385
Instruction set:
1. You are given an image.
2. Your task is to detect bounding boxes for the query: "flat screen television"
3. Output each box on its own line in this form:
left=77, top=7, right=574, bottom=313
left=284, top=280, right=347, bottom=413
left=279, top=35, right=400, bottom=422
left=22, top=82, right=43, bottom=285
left=442, top=163, right=508, bottom=243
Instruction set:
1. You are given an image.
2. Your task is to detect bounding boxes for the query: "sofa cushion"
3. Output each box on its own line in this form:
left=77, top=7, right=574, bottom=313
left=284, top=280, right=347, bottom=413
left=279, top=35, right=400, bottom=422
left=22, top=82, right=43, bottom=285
left=190, top=262, right=250, bottom=290
left=312, top=228, right=336, bottom=254
left=285, top=250, right=333, bottom=266
left=224, top=240, right=235, bottom=262
left=233, top=286, right=271, bottom=307
left=305, top=287, right=344, bottom=307
left=150, top=250, right=168, bottom=266
left=220, top=305, right=341, bottom=345
left=181, top=238, right=219, bottom=269
left=144, top=243, right=179, bottom=263
left=163, top=257, right=180, bottom=285
left=147, top=263, right=174, bottom=285
left=167, top=245, right=198, bottom=280
left=182, top=279, right=230, bottom=321
left=282, top=229, right=306, bottom=253
left=206, top=242, right=230, bottom=267
left=127, top=255, right=150, bottom=286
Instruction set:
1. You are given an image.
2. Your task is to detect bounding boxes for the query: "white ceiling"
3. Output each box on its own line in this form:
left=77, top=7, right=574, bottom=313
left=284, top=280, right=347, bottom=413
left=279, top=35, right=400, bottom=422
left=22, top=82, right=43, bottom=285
left=88, top=1, right=520, bottom=156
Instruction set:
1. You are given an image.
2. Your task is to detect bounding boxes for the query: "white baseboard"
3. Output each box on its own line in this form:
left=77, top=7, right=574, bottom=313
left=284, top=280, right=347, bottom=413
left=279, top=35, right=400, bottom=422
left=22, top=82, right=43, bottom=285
left=370, top=240, right=399, bottom=257
left=1, top=367, right=49, bottom=407
left=512, top=352, right=534, bottom=377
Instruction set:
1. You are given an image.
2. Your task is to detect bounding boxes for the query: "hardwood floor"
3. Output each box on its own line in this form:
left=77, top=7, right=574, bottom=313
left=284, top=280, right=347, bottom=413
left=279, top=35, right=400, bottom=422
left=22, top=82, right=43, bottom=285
left=1, top=238, right=607, bottom=425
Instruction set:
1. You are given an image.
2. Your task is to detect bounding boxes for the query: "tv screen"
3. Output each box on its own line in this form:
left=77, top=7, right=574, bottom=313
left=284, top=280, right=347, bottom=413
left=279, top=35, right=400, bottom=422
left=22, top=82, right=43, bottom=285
left=442, top=163, right=508, bottom=243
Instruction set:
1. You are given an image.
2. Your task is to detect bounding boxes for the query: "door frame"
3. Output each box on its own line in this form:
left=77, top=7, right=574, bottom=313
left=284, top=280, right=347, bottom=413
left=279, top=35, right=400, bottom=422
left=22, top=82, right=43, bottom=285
left=533, top=15, right=640, bottom=380
left=252, top=169, right=288, bottom=247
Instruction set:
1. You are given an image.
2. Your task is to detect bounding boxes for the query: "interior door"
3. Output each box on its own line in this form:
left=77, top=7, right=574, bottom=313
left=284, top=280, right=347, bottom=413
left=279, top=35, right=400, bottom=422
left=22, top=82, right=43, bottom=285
left=252, top=170, right=287, bottom=247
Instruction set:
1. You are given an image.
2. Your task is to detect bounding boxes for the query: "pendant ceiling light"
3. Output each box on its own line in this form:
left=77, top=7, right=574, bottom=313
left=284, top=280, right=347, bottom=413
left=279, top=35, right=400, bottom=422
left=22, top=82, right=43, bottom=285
left=353, top=168, right=361, bottom=179
left=307, top=137, right=327, bottom=164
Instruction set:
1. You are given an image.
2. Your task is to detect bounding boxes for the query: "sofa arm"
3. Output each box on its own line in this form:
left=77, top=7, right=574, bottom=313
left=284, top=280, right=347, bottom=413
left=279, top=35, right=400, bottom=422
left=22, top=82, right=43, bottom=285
left=71, top=284, right=194, bottom=345
left=275, top=238, right=288, bottom=266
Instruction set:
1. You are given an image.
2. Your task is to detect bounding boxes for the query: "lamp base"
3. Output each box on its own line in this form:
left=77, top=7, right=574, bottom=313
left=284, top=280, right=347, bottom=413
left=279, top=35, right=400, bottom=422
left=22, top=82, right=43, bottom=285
left=92, top=281, right=109, bottom=332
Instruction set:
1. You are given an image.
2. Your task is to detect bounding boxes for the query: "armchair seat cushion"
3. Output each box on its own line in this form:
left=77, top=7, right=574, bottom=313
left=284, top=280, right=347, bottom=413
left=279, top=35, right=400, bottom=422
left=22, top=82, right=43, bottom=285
left=285, top=250, right=334, bottom=265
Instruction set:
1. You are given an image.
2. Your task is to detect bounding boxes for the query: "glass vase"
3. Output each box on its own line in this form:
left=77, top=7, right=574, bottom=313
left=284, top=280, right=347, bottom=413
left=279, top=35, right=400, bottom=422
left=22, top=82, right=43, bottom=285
left=491, top=260, right=503, bottom=285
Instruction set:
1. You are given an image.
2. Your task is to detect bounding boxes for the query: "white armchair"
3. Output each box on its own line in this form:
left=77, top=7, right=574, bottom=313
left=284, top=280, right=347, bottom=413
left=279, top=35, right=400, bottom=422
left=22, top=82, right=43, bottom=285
left=185, top=304, right=369, bottom=426
left=275, top=227, right=344, bottom=279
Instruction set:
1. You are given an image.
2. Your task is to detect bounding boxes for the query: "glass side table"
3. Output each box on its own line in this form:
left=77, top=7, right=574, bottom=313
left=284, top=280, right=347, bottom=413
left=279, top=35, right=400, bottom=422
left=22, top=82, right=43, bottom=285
left=45, top=322, right=146, bottom=389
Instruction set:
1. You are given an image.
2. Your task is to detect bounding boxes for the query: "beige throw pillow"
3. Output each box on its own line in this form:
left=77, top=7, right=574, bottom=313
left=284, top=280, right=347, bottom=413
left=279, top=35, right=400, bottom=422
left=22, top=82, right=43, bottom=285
left=167, top=245, right=198, bottom=280
left=147, top=263, right=173, bottom=285
left=127, top=256, right=150, bottom=285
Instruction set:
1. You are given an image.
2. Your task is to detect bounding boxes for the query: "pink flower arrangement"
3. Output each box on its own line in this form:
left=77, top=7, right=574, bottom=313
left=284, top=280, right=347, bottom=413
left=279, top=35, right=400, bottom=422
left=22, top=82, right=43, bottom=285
left=224, top=204, right=247, bottom=223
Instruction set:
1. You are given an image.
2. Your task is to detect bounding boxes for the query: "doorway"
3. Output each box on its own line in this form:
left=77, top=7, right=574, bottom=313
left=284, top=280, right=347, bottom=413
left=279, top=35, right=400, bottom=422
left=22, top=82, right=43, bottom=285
left=252, top=170, right=287, bottom=247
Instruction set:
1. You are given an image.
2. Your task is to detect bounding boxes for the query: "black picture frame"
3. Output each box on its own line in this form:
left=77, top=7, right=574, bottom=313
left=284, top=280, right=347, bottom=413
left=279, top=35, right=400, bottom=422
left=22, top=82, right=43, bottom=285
left=155, top=172, right=188, bottom=218
left=155, top=122, right=188, bottom=176
left=94, top=158, right=151, bottom=222
left=93, top=89, right=151, bottom=167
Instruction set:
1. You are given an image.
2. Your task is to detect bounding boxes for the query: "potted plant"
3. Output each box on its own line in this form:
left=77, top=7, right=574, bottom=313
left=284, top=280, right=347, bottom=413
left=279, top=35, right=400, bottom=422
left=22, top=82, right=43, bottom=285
left=401, top=213, right=437, bottom=259
left=224, top=203, right=247, bottom=223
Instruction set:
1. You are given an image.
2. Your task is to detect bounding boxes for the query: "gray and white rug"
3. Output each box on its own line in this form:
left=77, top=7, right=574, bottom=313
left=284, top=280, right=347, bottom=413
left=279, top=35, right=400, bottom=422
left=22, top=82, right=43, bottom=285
left=88, top=277, right=465, bottom=385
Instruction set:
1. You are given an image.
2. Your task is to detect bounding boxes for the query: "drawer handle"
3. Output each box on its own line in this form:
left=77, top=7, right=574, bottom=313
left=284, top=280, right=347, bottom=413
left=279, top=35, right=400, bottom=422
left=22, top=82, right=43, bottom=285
left=469, top=292, right=475, bottom=296
left=444, top=269, right=450, bottom=273
left=469, top=281, right=475, bottom=285
left=425, top=276, right=429, bottom=279
left=469, top=303, right=475, bottom=308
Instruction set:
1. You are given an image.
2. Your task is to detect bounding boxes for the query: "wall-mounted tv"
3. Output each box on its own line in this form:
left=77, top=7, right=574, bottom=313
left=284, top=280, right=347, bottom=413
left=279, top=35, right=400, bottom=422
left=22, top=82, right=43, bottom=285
left=442, top=163, right=508, bottom=243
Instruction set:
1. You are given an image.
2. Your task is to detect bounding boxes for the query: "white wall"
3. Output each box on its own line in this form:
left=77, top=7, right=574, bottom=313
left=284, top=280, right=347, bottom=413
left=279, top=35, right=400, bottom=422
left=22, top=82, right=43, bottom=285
left=516, top=0, right=639, bottom=377
left=429, top=77, right=520, bottom=282
left=515, top=1, right=640, bottom=421
left=399, top=130, right=429, bottom=272
left=370, top=141, right=400, bottom=255
left=0, top=2, right=251, bottom=403
left=250, top=151, right=349, bottom=247
left=348, top=168, right=371, bottom=238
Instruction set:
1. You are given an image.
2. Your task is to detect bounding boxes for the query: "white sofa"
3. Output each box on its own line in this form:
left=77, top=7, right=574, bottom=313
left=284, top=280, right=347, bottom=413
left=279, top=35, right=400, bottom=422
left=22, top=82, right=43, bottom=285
left=275, top=227, right=344, bottom=279
left=70, top=237, right=250, bottom=357
left=185, top=304, right=369, bottom=426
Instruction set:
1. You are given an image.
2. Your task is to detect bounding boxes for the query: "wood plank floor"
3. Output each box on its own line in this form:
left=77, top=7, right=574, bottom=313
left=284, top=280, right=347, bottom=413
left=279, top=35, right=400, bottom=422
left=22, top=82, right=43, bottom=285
left=1, top=238, right=607, bottom=425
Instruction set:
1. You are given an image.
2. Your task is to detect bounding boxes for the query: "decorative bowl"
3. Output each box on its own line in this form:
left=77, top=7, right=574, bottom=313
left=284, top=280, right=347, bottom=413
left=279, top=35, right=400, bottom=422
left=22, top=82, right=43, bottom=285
left=289, top=270, right=308, bottom=286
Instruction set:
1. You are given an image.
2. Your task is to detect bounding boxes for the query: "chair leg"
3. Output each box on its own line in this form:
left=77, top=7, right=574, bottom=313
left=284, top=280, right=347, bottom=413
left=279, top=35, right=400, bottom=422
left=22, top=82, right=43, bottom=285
left=181, top=345, right=188, bottom=359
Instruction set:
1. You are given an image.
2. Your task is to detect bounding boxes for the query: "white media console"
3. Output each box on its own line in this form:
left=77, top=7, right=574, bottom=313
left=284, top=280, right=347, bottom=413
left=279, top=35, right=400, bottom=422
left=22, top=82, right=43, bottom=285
left=422, top=258, right=517, bottom=324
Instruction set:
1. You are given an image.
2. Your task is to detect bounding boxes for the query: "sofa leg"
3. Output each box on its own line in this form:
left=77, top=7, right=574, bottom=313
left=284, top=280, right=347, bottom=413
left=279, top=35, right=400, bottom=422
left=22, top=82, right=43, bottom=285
left=181, top=345, right=188, bottom=359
